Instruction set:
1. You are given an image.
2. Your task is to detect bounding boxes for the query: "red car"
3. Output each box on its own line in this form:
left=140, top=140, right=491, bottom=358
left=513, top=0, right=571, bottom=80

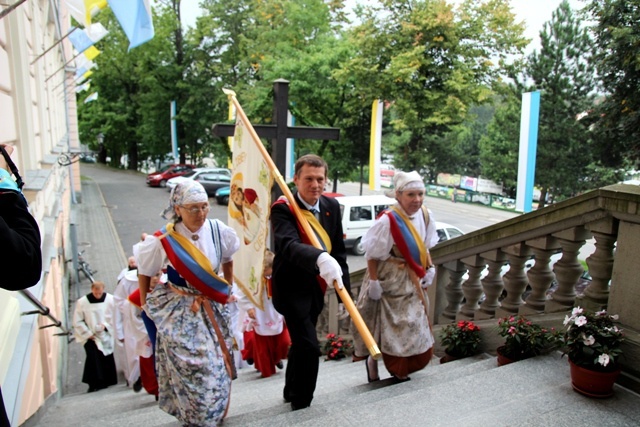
left=146, top=164, right=195, bottom=187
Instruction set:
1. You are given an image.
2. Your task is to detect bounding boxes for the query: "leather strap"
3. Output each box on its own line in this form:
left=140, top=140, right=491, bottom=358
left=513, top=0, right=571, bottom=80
left=169, top=284, right=235, bottom=419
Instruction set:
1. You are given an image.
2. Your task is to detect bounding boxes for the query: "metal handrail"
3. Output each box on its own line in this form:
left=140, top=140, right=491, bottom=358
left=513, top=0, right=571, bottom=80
left=18, top=289, right=71, bottom=336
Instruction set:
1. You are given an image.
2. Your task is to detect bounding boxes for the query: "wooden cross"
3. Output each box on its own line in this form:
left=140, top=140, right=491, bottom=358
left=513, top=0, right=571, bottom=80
left=212, top=79, right=340, bottom=178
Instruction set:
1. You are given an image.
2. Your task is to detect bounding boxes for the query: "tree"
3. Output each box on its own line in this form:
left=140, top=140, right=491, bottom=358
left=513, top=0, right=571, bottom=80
left=585, top=0, right=640, bottom=166
left=339, top=0, right=527, bottom=176
left=479, top=90, right=521, bottom=197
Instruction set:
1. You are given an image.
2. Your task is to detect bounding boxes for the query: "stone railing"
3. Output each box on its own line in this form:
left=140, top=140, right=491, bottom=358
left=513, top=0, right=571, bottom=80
left=318, top=184, right=640, bottom=388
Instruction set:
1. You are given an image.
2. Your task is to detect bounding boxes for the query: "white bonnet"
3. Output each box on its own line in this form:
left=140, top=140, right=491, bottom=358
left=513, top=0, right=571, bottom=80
left=384, top=171, right=425, bottom=198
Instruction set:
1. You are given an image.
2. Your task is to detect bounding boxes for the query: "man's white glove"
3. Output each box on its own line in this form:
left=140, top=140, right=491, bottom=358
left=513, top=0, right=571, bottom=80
left=317, top=252, right=344, bottom=290
left=368, top=279, right=383, bottom=300
left=419, top=267, right=436, bottom=288
left=94, top=324, right=106, bottom=333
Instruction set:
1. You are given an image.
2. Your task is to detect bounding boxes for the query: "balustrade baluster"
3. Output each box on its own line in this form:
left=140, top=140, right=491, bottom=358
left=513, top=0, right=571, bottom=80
left=580, top=221, right=617, bottom=310
left=547, top=227, right=590, bottom=312
left=476, top=250, right=507, bottom=320
left=522, top=241, right=557, bottom=314
left=439, top=260, right=466, bottom=323
left=496, top=244, right=531, bottom=317
left=459, top=255, right=485, bottom=319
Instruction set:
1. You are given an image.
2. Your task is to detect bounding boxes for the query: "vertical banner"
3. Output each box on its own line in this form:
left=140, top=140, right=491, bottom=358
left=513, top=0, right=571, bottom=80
left=516, top=91, right=540, bottom=213
left=369, top=99, right=383, bottom=191
left=170, top=101, right=178, bottom=163
left=227, top=100, right=235, bottom=169
left=286, top=110, right=295, bottom=181
left=229, top=116, right=273, bottom=309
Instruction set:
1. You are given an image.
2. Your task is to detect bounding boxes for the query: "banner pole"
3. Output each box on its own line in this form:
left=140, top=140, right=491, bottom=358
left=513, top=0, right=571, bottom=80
left=223, top=88, right=381, bottom=360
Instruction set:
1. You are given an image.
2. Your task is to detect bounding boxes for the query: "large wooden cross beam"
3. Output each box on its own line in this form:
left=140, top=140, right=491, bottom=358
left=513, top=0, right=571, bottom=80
left=212, top=79, right=340, bottom=179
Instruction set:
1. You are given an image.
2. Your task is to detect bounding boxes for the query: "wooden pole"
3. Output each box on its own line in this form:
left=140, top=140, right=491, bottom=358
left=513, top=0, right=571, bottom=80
left=223, top=88, right=381, bottom=360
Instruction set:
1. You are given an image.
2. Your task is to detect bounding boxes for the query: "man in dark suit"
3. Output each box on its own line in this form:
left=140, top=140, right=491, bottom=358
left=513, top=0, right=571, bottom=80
left=271, top=154, right=350, bottom=411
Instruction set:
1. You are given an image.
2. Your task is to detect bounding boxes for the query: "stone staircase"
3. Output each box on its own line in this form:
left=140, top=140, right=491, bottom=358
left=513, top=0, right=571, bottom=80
left=33, top=352, right=640, bottom=427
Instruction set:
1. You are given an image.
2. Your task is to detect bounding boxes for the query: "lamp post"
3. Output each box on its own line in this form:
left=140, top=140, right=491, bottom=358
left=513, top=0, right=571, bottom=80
left=97, top=133, right=105, bottom=163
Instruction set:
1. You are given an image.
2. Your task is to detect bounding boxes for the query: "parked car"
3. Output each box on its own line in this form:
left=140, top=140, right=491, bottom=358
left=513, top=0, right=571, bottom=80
left=436, top=222, right=465, bottom=243
left=146, top=164, right=195, bottom=187
left=167, top=167, right=231, bottom=192
left=215, top=186, right=231, bottom=205
left=191, top=173, right=231, bottom=197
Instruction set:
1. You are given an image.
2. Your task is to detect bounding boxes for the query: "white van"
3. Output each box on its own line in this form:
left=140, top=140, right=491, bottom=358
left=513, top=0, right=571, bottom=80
left=335, top=195, right=465, bottom=255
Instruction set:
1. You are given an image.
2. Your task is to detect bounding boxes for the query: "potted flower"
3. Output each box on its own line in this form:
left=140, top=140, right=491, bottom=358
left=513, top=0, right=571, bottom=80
left=323, top=333, right=354, bottom=361
left=496, top=315, right=561, bottom=366
left=562, top=307, right=624, bottom=397
left=439, top=320, right=482, bottom=363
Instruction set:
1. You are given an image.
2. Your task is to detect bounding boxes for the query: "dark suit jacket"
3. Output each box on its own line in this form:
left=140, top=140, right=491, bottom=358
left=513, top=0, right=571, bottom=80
left=0, top=190, right=42, bottom=290
left=271, top=193, right=350, bottom=319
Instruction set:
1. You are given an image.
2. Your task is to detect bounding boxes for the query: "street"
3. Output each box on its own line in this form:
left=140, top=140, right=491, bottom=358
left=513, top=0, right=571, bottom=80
left=79, top=164, right=523, bottom=274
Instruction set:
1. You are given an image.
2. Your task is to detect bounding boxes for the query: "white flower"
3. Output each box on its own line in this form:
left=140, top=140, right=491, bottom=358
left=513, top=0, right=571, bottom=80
left=571, top=307, right=584, bottom=316
left=597, top=353, right=610, bottom=367
left=574, top=316, right=587, bottom=327
left=582, top=335, right=595, bottom=346
left=595, top=309, right=607, bottom=316
left=611, top=314, right=619, bottom=320
left=563, top=315, right=572, bottom=326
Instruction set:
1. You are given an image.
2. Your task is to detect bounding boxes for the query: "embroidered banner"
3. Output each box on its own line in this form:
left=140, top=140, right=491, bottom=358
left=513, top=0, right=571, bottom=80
left=229, top=114, right=273, bottom=310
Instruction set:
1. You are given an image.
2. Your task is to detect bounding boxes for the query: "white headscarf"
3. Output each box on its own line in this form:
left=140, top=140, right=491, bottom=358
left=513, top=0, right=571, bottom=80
left=384, top=171, right=425, bottom=198
left=161, top=180, right=208, bottom=221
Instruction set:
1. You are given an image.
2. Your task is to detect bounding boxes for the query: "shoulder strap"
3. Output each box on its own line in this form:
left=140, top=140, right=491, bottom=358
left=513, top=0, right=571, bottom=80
left=209, top=219, right=223, bottom=270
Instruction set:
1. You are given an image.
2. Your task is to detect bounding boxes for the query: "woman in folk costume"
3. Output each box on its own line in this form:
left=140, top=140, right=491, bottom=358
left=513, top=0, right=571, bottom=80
left=236, top=249, right=291, bottom=378
left=352, top=171, right=438, bottom=382
left=136, top=180, right=240, bottom=426
left=73, top=281, right=118, bottom=392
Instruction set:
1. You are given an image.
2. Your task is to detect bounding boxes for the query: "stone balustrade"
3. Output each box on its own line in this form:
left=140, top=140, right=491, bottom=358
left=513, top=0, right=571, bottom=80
left=317, top=184, right=640, bottom=391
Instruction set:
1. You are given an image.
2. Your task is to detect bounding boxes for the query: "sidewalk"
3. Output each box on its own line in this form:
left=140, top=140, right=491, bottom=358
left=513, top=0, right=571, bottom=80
left=65, top=176, right=128, bottom=395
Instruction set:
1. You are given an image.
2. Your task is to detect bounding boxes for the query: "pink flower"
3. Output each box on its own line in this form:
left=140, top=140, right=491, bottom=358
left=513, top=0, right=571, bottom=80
left=582, top=334, right=595, bottom=346
left=574, top=316, right=587, bottom=327
left=597, top=354, right=610, bottom=367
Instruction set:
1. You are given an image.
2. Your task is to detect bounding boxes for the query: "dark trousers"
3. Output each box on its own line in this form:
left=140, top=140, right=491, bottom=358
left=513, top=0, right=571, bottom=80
left=283, top=311, right=320, bottom=408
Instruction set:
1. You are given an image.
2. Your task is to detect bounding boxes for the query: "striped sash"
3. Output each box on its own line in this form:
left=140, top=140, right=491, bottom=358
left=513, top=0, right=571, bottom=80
left=154, top=221, right=230, bottom=304
left=384, top=206, right=429, bottom=278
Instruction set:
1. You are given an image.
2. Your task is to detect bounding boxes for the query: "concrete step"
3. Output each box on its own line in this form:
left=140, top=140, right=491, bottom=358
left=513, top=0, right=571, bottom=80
left=34, top=352, right=640, bottom=427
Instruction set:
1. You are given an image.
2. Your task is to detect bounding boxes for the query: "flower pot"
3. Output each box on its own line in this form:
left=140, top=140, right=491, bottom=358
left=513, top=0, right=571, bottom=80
left=496, top=346, right=516, bottom=367
left=569, top=359, right=621, bottom=398
left=439, top=351, right=460, bottom=364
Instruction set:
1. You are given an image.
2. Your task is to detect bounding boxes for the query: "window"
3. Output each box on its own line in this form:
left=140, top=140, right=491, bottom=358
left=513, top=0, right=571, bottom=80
left=447, top=228, right=464, bottom=239
left=350, top=206, right=372, bottom=221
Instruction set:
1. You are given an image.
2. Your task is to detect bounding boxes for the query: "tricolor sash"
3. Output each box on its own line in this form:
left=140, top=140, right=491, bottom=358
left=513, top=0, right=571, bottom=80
left=154, top=221, right=231, bottom=304
left=384, top=206, right=429, bottom=278
left=273, top=197, right=333, bottom=293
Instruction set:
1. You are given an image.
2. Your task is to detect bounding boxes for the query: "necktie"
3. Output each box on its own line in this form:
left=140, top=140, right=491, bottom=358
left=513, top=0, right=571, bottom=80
left=310, top=208, right=320, bottom=220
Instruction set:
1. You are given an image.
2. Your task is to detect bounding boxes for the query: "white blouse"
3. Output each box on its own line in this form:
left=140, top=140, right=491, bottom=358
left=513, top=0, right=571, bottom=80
left=135, top=219, right=240, bottom=278
left=362, top=205, right=438, bottom=261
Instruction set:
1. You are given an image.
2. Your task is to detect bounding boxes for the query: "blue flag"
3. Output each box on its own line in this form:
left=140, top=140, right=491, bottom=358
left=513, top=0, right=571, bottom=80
left=107, top=0, right=154, bottom=50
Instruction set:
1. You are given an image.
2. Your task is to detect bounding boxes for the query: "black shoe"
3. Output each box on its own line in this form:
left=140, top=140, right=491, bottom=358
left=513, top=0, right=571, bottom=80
left=133, top=377, right=143, bottom=393
left=87, top=386, right=97, bottom=393
left=366, top=356, right=379, bottom=383
left=392, top=375, right=411, bottom=383
left=291, top=402, right=310, bottom=411
left=276, top=361, right=284, bottom=369
left=247, top=358, right=254, bottom=365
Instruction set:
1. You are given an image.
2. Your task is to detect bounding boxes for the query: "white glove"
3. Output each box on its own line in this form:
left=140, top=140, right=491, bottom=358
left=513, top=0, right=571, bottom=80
left=94, top=324, right=106, bottom=332
left=368, top=279, right=383, bottom=300
left=317, top=252, right=344, bottom=290
left=420, top=267, right=436, bottom=288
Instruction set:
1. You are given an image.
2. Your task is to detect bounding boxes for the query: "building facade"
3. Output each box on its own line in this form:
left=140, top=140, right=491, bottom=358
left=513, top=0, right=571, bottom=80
left=1, top=1, right=80, bottom=425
